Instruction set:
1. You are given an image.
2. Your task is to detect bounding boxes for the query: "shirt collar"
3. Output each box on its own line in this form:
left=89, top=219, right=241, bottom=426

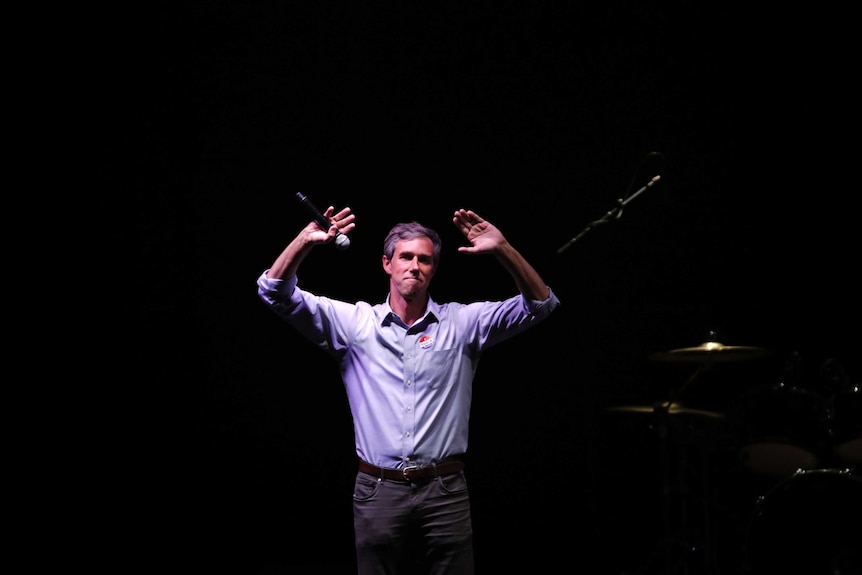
left=379, top=294, right=442, bottom=327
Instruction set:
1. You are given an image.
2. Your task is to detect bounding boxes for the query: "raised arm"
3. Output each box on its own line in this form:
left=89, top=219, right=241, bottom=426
left=452, top=209, right=550, bottom=301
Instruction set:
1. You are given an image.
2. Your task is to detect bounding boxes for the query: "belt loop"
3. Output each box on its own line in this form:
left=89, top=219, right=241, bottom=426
left=431, top=460, right=439, bottom=479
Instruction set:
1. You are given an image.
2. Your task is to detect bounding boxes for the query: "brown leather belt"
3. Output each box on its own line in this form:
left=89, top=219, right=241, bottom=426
left=358, top=459, right=465, bottom=483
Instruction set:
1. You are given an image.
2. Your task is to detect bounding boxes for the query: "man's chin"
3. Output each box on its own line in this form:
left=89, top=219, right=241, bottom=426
left=401, top=284, right=423, bottom=298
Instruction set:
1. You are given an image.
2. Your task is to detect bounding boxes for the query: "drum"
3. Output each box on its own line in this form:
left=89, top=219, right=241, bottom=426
left=745, top=468, right=862, bottom=574
left=829, top=384, right=862, bottom=465
left=736, top=383, right=829, bottom=476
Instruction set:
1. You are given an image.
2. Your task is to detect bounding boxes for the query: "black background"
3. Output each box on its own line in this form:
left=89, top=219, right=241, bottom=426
left=135, top=3, right=860, bottom=573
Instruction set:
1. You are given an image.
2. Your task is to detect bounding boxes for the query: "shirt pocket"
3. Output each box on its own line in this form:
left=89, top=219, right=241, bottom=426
left=420, top=347, right=466, bottom=390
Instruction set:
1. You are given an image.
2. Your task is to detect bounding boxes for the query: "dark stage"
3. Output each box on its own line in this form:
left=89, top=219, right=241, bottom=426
left=134, top=3, right=860, bottom=573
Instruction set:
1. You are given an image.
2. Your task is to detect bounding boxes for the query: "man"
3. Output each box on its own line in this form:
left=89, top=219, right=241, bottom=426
left=257, top=203, right=560, bottom=574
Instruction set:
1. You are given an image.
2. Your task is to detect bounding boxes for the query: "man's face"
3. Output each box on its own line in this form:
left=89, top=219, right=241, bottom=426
left=383, top=237, right=436, bottom=300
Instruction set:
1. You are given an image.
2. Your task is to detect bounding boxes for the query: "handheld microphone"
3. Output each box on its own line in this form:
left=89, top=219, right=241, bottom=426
left=295, top=192, right=351, bottom=250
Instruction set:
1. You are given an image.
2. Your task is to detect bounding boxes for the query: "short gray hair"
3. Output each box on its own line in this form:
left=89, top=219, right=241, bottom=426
left=383, top=222, right=442, bottom=267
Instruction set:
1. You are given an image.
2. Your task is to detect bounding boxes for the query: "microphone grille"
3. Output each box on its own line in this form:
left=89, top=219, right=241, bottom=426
left=335, top=234, right=351, bottom=250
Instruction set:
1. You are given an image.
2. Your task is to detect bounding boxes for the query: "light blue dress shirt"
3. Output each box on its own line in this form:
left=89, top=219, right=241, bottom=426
left=258, top=272, right=560, bottom=469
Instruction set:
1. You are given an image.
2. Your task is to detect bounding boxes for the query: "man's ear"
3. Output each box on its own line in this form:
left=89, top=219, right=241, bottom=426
left=382, top=254, right=391, bottom=273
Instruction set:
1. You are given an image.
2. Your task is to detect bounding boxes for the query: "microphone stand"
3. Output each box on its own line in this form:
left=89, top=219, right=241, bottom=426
left=557, top=175, right=661, bottom=254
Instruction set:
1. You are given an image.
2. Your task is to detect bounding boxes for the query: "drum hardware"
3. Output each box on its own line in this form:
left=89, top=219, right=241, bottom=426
left=734, top=381, right=830, bottom=477
left=821, top=358, right=861, bottom=466
left=605, top=332, right=776, bottom=573
left=648, top=332, right=771, bottom=365
left=612, top=341, right=859, bottom=572
left=606, top=398, right=725, bottom=574
left=605, top=401, right=724, bottom=420
left=830, top=383, right=861, bottom=465
left=733, top=354, right=861, bottom=476
left=605, top=398, right=714, bottom=573
left=745, top=467, right=862, bottom=574
left=649, top=331, right=772, bottom=405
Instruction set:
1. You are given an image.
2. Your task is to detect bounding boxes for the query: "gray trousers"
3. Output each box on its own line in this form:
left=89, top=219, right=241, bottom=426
left=352, top=470, right=474, bottom=575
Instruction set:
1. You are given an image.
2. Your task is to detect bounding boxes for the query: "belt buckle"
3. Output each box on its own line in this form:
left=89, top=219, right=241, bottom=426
left=402, top=464, right=419, bottom=481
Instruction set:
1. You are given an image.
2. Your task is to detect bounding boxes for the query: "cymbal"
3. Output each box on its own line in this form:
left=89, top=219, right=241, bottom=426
left=649, top=340, right=770, bottom=363
left=606, top=402, right=724, bottom=419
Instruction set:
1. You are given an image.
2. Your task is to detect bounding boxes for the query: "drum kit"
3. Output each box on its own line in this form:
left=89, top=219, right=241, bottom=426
left=605, top=333, right=861, bottom=574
